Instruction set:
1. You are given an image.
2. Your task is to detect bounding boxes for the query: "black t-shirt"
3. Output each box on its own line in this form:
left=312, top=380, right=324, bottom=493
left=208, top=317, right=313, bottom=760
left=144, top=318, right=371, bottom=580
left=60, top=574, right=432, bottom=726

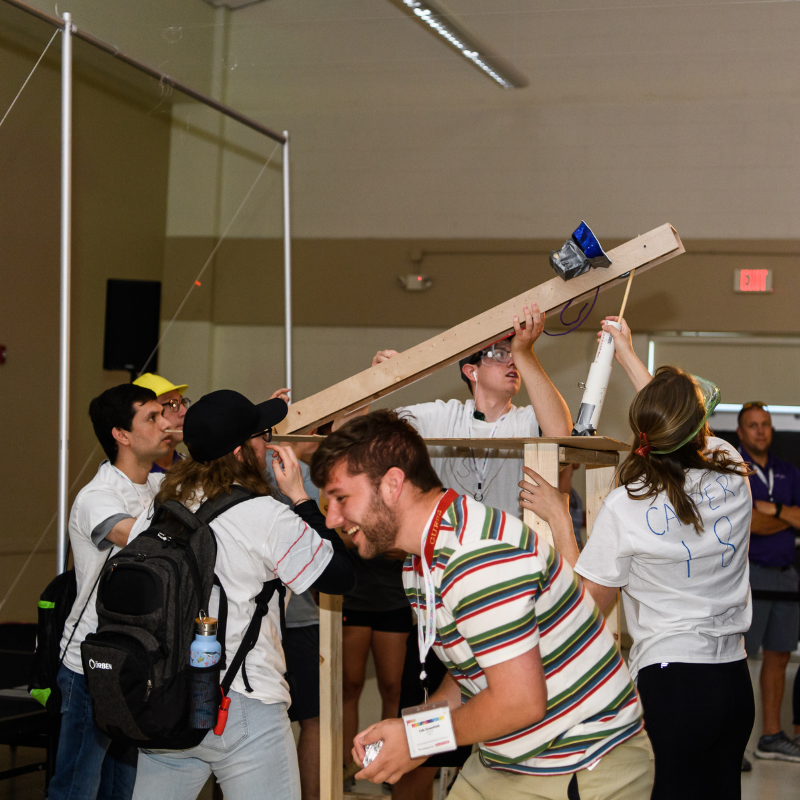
left=343, top=551, right=408, bottom=612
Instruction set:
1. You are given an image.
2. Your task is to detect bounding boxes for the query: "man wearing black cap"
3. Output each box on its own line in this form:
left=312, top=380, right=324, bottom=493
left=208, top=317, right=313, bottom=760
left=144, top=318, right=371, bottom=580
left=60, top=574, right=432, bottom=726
left=373, top=304, right=572, bottom=519
left=131, top=389, right=355, bottom=800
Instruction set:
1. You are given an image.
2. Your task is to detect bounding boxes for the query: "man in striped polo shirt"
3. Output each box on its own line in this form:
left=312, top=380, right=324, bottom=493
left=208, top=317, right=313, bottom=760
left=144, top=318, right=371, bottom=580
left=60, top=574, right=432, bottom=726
left=311, top=410, right=654, bottom=799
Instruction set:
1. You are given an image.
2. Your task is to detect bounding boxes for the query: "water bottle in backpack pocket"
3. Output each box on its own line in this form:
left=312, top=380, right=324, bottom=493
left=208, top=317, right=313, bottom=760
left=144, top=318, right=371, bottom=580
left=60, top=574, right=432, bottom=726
left=189, top=616, right=221, bottom=729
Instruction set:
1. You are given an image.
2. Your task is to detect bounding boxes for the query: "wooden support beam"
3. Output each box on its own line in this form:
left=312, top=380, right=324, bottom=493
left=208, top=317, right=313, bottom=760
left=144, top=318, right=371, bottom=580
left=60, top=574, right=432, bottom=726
left=559, top=446, right=619, bottom=467
left=274, top=434, right=629, bottom=454
left=319, top=592, right=343, bottom=800
left=278, top=224, right=684, bottom=433
left=522, top=443, right=561, bottom=547
left=585, top=465, right=620, bottom=647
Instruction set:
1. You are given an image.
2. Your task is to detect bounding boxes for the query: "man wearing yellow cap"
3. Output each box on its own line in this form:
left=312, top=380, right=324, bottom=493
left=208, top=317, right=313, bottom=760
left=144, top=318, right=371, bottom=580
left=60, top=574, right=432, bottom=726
left=133, top=373, right=190, bottom=473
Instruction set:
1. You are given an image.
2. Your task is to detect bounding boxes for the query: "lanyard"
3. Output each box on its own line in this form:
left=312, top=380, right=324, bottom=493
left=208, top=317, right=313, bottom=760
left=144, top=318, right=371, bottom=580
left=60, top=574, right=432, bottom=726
left=740, top=448, right=774, bottom=501
left=415, top=489, right=458, bottom=699
left=111, top=465, right=151, bottom=515
left=466, top=408, right=503, bottom=502
left=751, top=464, right=774, bottom=501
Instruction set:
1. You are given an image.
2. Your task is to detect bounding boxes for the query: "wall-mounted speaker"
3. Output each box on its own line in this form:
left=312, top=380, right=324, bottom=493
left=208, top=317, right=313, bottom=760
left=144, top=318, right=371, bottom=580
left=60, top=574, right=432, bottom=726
left=102, top=279, right=162, bottom=378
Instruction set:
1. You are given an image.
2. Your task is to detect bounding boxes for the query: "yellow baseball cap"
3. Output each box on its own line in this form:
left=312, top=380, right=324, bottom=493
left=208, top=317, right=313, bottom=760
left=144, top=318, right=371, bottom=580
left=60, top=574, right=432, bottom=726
left=133, top=373, right=188, bottom=398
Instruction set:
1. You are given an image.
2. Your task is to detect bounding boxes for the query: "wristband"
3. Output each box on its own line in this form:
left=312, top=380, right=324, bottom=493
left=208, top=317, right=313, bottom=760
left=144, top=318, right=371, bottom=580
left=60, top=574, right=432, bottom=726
left=774, top=503, right=783, bottom=519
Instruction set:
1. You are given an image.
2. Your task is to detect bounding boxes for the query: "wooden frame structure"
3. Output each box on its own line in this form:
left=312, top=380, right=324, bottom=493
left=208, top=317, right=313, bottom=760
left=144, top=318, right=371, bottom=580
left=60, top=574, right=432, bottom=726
left=277, top=223, right=683, bottom=433
left=278, top=434, right=628, bottom=800
left=274, top=221, right=684, bottom=797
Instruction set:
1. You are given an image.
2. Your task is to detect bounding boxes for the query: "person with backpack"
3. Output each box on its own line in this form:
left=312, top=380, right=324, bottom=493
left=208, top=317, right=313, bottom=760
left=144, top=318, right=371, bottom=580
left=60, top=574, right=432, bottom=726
left=125, top=389, right=355, bottom=800
left=48, top=383, right=172, bottom=800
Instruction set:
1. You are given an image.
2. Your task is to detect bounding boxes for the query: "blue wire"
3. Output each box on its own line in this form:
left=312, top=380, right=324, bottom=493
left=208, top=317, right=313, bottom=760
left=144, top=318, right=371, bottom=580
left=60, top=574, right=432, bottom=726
left=542, top=286, right=600, bottom=337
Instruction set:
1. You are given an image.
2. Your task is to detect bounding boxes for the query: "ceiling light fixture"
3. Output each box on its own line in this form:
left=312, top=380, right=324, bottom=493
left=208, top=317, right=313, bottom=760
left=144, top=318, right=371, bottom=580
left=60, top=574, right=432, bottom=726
left=399, top=0, right=526, bottom=89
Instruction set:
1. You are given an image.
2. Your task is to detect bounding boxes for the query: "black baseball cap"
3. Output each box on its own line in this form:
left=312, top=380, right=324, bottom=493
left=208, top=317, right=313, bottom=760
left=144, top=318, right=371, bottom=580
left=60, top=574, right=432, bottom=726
left=183, top=389, right=288, bottom=463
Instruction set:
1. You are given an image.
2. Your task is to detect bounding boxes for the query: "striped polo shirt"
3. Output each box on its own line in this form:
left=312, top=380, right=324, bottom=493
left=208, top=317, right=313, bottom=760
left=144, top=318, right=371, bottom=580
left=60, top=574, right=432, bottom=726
left=403, top=494, right=643, bottom=775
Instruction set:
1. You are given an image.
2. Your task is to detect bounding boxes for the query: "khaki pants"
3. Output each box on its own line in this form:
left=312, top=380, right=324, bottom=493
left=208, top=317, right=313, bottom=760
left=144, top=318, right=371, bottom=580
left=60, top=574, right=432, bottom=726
left=447, top=730, right=654, bottom=800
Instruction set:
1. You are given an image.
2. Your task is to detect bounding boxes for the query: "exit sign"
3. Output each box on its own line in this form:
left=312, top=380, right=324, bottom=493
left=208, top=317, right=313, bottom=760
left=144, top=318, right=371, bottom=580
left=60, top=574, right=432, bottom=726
left=734, top=269, right=773, bottom=293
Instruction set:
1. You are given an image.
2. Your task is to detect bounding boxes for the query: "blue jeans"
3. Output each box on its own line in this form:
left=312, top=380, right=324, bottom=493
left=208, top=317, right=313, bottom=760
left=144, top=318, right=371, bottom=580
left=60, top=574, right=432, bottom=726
left=132, top=691, right=300, bottom=800
left=48, top=665, right=137, bottom=800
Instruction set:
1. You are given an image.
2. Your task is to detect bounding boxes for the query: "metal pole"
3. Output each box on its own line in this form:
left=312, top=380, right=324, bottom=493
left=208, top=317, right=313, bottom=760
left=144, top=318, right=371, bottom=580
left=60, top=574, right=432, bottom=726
left=56, top=12, right=73, bottom=574
left=283, top=131, right=292, bottom=392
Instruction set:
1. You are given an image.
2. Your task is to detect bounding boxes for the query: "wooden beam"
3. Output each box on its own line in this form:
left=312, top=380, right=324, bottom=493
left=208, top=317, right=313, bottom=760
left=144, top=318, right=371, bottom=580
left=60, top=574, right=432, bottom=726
left=319, top=593, right=343, bottom=800
left=274, top=434, right=630, bottom=453
left=559, top=446, right=620, bottom=466
left=585, top=465, right=620, bottom=647
left=278, top=224, right=684, bottom=433
left=523, top=443, right=561, bottom=547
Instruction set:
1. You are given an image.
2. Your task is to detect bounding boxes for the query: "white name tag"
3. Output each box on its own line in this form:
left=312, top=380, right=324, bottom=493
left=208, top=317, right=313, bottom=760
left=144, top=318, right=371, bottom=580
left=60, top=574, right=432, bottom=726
left=401, top=701, right=457, bottom=759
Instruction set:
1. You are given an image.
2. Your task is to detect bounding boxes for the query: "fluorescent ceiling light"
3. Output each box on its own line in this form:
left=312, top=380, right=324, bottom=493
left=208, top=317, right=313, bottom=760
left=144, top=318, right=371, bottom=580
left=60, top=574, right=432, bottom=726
left=714, top=404, right=800, bottom=415
left=398, top=0, right=526, bottom=89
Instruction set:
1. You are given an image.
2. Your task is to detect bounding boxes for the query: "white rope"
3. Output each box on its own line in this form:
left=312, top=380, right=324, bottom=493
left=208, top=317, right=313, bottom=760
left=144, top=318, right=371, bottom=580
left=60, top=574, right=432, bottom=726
left=137, top=140, right=282, bottom=377
left=0, top=29, right=59, bottom=130
left=0, top=444, right=100, bottom=614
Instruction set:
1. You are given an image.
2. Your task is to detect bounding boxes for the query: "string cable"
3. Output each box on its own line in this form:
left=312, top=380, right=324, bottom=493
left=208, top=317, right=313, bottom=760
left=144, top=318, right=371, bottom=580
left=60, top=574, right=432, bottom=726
left=0, top=444, right=100, bottom=613
left=137, top=140, right=281, bottom=377
left=0, top=28, right=60, bottom=130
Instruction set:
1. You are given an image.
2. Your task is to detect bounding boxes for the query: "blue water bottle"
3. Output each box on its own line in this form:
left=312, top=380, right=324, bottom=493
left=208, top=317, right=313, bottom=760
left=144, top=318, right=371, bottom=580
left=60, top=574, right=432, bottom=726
left=189, top=616, right=222, bottom=729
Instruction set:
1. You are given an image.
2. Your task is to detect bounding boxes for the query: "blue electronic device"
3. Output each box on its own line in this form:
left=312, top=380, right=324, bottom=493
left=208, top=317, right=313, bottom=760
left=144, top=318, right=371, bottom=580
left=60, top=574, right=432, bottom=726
left=549, top=221, right=612, bottom=280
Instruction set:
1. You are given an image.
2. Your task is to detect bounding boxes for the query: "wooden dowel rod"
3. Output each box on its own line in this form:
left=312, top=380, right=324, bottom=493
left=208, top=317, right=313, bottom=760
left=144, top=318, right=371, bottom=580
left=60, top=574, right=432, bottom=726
left=617, top=269, right=636, bottom=320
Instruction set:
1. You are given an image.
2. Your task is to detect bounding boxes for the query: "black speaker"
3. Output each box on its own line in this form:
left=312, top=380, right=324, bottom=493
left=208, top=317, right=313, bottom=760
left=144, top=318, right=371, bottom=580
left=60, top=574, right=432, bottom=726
left=102, top=279, right=162, bottom=377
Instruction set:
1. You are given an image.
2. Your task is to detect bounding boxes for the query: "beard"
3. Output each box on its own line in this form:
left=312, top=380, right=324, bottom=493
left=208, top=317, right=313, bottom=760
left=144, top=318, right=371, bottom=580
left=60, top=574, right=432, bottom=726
left=355, top=490, right=401, bottom=559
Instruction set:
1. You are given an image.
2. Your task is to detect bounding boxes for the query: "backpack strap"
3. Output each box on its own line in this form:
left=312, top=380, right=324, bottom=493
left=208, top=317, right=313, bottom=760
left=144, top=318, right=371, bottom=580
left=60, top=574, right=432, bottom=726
left=220, top=579, right=286, bottom=696
left=195, top=486, right=257, bottom=525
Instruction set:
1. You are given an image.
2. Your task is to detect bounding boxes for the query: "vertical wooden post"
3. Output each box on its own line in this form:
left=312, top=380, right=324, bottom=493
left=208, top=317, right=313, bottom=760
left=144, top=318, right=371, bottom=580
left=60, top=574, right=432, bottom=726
left=319, top=592, right=343, bottom=800
left=585, top=464, right=620, bottom=646
left=522, top=443, right=561, bottom=546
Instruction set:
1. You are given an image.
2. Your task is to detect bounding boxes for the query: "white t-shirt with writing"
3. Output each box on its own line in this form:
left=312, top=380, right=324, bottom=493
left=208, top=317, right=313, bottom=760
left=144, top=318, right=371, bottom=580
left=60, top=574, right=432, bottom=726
left=398, top=399, right=539, bottom=519
left=130, top=494, right=333, bottom=707
left=60, top=462, right=163, bottom=674
left=575, top=438, right=753, bottom=680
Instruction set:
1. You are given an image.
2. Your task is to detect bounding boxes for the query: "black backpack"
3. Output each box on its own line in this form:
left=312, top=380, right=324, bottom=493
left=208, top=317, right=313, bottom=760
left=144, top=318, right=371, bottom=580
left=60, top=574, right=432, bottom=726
left=28, top=568, right=77, bottom=714
left=81, top=486, right=286, bottom=750
left=28, top=548, right=111, bottom=714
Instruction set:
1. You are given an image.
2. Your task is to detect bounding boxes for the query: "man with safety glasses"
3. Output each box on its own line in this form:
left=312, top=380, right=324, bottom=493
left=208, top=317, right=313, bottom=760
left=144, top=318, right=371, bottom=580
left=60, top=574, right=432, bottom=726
left=374, top=304, right=572, bottom=518
left=737, top=401, right=800, bottom=763
left=133, top=373, right=191, bottom=473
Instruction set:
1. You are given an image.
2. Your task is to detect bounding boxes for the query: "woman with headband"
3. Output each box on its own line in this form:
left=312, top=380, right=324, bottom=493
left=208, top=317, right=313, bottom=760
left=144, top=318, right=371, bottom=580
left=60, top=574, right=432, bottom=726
left=519, top=317, right=755, bottom=800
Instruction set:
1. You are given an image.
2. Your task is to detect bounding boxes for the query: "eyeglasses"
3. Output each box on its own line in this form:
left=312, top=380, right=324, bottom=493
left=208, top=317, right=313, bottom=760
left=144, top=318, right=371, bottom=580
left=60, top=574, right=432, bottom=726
left=741, top=402, right=767, bottom=413
left=249, top=428, right=273, bottom=444
left=161, top=397, right=191, bottom=413
left=480, top=347, right=513, bottom=366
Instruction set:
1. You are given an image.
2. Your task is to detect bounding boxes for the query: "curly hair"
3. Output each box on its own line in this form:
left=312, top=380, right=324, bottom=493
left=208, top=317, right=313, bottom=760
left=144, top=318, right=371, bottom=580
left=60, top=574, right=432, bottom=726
left=155, top=440, right=273, bottom=508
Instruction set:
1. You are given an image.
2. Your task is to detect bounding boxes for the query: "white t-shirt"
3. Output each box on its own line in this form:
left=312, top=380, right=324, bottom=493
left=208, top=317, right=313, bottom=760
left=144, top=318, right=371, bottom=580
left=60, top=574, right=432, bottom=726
left=60, top=461, right=163, bottom=674
left=398, top=399, right=539, bottom=519
left=575, top=437, right=753, bottom=680
left=129, top=493, right=333, bottom=707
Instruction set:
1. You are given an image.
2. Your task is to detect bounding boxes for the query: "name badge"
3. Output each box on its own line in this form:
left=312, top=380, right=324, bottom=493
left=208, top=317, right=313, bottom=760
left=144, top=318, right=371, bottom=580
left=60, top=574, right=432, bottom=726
left=401, top=701, right=457, bottom=759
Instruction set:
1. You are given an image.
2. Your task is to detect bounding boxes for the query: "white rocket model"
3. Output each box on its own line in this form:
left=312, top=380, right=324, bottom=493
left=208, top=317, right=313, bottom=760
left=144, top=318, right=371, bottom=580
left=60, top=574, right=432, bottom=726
left=572, top=322, right=620, bottom=436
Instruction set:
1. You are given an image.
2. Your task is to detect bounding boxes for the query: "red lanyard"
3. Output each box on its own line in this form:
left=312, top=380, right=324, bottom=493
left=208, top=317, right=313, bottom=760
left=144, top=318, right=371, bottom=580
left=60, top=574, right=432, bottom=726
left=415, top=489, right=458, bottom=576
